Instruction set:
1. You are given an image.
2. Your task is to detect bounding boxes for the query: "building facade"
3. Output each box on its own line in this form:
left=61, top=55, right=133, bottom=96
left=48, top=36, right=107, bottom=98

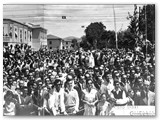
left=3, top=19, right=47, bottom=50
left=47, top=34, right=63, bottom=51
left=63, top=36, right=81, bottom=50
left=3, top=19, right=32, bottom=47
left=31, top=25, right=47, bottom=51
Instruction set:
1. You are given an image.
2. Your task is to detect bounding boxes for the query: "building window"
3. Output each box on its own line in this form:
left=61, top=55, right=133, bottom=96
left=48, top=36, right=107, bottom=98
left=30, top=32, right=32, bottom=42
left=66, top=42, right=68, bottom=45
left=50, top=47, right=52, bottom=49
left=24, top=30, right=27, bottom=41
left=19, top=29, right=23, bottom=42
left=50, top=41, right=52, bottom=44
left=3, top=24, right=8, bottom=36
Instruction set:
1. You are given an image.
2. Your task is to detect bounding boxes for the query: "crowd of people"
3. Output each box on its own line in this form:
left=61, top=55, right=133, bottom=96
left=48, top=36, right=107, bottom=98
left=3, top=43, right=155, bottom=116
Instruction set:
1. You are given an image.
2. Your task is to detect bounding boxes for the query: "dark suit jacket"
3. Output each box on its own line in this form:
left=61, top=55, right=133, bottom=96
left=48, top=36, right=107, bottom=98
left=139, top=90, right=155, bottom=106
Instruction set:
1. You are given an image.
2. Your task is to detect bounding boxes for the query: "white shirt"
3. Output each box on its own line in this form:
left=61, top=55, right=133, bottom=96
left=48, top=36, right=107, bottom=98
left=48, top=88, right=65, bottom=115
left=110, top=88, right=128, bottom=105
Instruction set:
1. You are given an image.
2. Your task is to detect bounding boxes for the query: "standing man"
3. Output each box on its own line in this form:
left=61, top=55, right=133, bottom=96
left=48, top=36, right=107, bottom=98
left=110, top=81, right=128, bottom=106
left=139, top=80, right=155, bottom=106
left=48, top=79, right=66, bottom=116
left=64, top=75, right=79, bottom=115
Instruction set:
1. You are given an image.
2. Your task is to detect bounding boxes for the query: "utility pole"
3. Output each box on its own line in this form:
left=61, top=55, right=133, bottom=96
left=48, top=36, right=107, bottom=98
left=113, top=5, right=118, bottom=49
left=145, top=4, right=148, bottom=56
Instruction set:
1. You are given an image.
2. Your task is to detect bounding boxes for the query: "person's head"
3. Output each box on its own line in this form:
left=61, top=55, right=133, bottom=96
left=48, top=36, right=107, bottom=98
left=54, top=79, right=62, bottom=92
left=37, top=78, right=42, bottom=88
left=115, top=73, right=120, bottom=78
left=128, top=89, right=134, bottom=98
left=144, top=80, right=151, bottom=92
left=122, top=74, right=127, bottom=83
left=15, top=87, right=21, bottom=95
left=58, top=72, right=63, bottom=78
left=50, top=75, right=55, bottom=83
left=8, top=69, right=12, bottom=75
left=114, top=81, right=120, bottom=90
left=26, top=69, right=29, bottom=75
left=66, top=78, right=74, bottom=90
left=33, top=82, right=38, bottom=90
left=99, top=65, right=104, bottom=71
left=11, top=75, right=16, bottom=80
left=24, top=77, right=28, bottom=82
left=70, top=69, right=75, bottom=74
left=23, top=87, right=28, bottom=96
left=131, top=69, right=135, bottom=75
left=62, top=67, right=66, bottom=72
left=135, top=67, right=141, bottom=73
left=3, top=78, right=7, bottom=85
left=106, top=74, right=112, bottom=80
left=29, top=74, right=34, bottom=81
left=20, top=74, right=25, bottom=80
left=15, top=71, right=19, bottom=77
left=19, top=80, right=24, bottom=87
left=4, top=90, right=14, bottom=102
left=35, top=70, right=39, bottom=77
left=86, top=79, right=93, bottom=90
left=137, top=77, right=143, bottom=87
left=80, top=75, right=85, bottom=81
left=94, top=67, right=99, bottom=72
left=7, top=77, right=13, bottom=85
left=13, top=81, right=17, bottom=87
left=100, top=93, right=107, bottom=102
left=97, top=75, right=103, bottom=84
left=79, top=68, right=83, bottom=74
left=45, top=78, right=50, bottom=85
left=48, top=84, right=53, bottom=93
left=126, top=73, right=130, bottom=78
left=85, top=73, right=90, bottom=80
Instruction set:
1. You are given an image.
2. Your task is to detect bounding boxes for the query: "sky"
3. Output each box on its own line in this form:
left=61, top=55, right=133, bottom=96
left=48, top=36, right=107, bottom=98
left=3, top=4, right=143, bottom=38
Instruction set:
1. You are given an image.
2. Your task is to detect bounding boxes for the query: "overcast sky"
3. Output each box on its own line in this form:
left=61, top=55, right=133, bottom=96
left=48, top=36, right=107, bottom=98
left=3, top=4, right=143, bottom=38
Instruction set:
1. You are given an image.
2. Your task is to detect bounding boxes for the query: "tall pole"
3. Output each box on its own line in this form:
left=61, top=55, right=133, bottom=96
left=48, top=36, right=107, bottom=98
left=113, top=5, right=118, bottom=49
left=145, top=4, right=148, bottom=56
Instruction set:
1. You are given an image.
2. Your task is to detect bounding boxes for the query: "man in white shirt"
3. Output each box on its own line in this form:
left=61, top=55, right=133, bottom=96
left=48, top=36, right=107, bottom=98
left=110, top=81, right=128, bottom=106
left=48, top=79, right=66, bottom=116
left=64, top=75, right=79, bottom=114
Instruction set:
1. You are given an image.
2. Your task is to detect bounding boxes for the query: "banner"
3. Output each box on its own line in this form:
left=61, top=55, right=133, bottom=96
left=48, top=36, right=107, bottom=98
left=109, top=106, right=155, bottom=116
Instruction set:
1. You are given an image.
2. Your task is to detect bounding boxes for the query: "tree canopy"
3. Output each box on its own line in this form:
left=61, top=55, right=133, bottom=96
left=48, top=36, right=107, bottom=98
left=80, top=4, right=155, bottom=50
left=85, top=22, right=106, bottom=49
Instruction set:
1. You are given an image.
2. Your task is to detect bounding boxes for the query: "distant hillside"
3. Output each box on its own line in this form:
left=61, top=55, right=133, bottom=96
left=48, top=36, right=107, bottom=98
left=63, top=36, right=82, bottom=42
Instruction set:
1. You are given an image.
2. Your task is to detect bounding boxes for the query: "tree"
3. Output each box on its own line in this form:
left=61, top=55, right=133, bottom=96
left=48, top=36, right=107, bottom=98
left=117, top=29, right=136, bottom=50
left=80, top=35, right=92, bottom=50
left=71, top=39, right=79, bottom=50
left=85, top=22, right=106, bottom=49
left=100, top=30, right=116, bottom=49
left=127, top=4, right=155, bottom=45
left=139, top=4, right=155, bottom=44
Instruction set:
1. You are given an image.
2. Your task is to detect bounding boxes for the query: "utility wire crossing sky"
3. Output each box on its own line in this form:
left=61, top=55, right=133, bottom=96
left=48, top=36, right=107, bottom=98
left=3, top=4, right=143, bottom=38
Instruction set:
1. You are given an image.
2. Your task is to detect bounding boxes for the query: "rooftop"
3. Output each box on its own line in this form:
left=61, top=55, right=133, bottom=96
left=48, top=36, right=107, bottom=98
left=3, top=18, right=31, bottom=28
left=3, top=18, right=47, bottom=31
left=47, top=34, right=62, bottom=40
